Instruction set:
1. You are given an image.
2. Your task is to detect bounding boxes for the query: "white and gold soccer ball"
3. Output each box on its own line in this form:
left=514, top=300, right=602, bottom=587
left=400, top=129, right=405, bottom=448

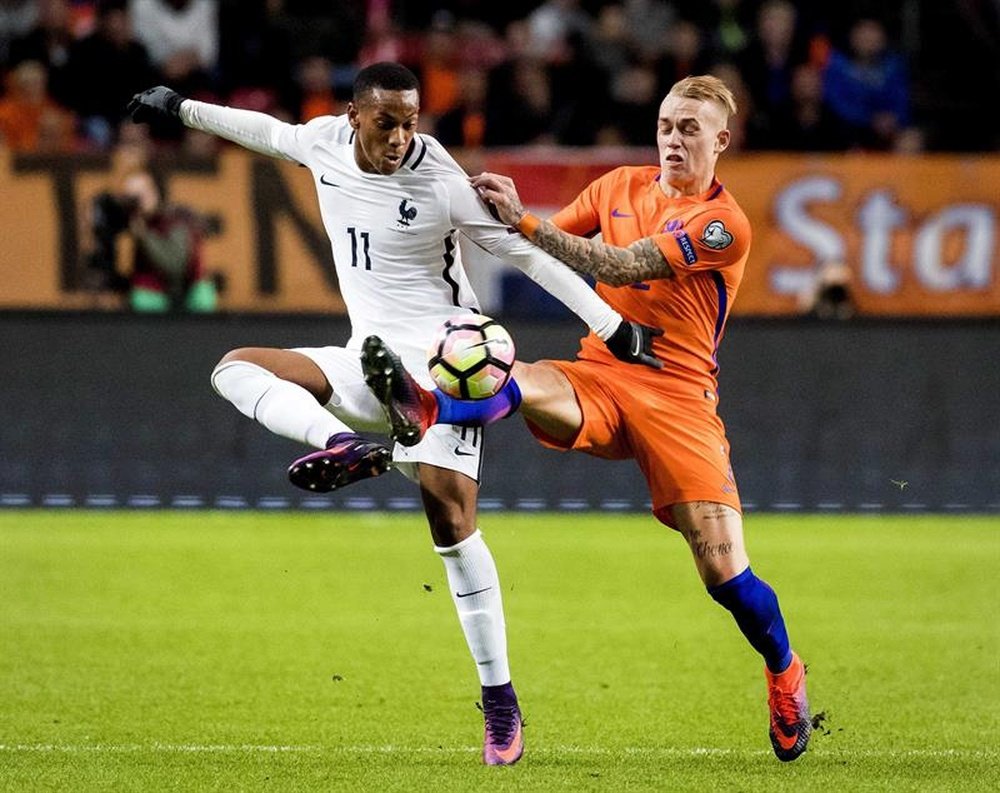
left=427, top=314, right=516, bottom=399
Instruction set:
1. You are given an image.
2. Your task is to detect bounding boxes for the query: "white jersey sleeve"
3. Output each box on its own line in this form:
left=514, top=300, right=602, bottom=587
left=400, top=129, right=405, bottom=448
left=421, top=139, right=623, bottom=340
left=179, top=100, right=349, bottom=165
left=469, top=215, right=623, bottom=340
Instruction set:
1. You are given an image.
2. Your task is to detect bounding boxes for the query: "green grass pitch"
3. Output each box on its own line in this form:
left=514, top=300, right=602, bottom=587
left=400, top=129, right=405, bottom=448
left=1, top=511, right=997, bottom=792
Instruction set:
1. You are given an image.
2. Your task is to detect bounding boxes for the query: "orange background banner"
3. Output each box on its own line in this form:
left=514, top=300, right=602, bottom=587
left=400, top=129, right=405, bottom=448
left=488, top=151, right=1000, bottom=316
left=1, top=148, right=997, bottom=315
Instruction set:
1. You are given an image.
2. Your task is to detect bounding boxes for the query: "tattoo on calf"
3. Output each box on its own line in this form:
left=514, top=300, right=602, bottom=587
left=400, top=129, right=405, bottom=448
left=685, top=528, right=734, bottom=560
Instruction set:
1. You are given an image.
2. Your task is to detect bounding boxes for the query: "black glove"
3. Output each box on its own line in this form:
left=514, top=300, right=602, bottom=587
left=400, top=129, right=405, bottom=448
left=127, top=86, right=186, bottom=124
left=605, top=319, right=664, bottom=369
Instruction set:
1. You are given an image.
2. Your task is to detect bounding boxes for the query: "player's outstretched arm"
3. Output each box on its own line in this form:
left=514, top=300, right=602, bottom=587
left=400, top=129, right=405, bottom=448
left=127, top=86, right=186, bottom=123
left=501, top=238, right=664, bottom=369
left=450, top=181, right=664, bottom=368
left=128, top=86, right=302, bottom=161
left=470, top=172, right=676, bottom=286
left=464, top=171, right=664, bottom=368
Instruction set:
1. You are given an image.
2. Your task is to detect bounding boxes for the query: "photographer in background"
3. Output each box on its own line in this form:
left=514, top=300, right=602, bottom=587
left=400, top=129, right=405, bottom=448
left=797, top=260, right=856, bottom=320
left=87, top=169, right=219, bottom=313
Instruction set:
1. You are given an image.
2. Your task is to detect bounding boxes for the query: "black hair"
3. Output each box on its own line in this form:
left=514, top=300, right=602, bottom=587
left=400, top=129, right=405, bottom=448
left=353, top=62, right=420, bottom=103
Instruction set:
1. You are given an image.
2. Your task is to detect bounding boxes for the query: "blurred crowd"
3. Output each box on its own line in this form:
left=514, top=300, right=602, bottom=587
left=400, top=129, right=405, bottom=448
left=0, top=0, right=997, bottom=155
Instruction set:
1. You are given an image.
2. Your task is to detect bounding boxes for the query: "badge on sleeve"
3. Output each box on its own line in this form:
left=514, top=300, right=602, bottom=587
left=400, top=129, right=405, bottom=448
left=701, top=220, right=733, bottom=250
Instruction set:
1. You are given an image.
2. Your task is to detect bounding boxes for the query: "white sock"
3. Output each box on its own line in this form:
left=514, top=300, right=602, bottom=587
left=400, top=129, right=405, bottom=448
left=211, top=360, right=352, bottom=449
left=435, top=529, right=511, bottom=687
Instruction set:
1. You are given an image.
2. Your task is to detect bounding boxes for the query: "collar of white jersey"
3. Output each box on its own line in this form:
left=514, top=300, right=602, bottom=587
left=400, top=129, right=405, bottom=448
left=398, top=135, right=429, bottom=172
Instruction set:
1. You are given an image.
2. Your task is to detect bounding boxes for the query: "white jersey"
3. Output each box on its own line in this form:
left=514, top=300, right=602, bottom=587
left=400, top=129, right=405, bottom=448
left=181, top=102, right=623, bottom=373
left=267, top=115, right=489, bottom=356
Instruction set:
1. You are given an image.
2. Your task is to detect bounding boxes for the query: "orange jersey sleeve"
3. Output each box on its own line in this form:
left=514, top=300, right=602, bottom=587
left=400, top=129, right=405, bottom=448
left=549, top=166, right=752, bottom=392
left=652, top=203, right=751, bottom=279
left=549, top=175, right=605, bottom=238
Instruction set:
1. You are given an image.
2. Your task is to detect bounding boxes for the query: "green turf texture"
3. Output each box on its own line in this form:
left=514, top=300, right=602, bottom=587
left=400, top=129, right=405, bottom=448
left=1, top=511, right=997, bottom=792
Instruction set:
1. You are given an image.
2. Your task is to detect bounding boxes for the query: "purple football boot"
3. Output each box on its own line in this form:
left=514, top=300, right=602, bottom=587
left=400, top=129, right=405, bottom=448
left=287, top=432, right=392, bottom=492
left=481, top=683, right=524, bottom=766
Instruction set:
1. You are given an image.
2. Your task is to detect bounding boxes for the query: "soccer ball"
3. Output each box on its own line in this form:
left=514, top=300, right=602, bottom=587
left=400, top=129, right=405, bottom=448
left=427, top=314, right=516, bottom=399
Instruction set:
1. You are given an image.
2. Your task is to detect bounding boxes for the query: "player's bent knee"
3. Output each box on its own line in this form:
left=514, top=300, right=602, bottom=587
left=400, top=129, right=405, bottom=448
left=217, top=347, right=266, bottom=368
left=209, top=358, right=273, bottom=408
left=215, top=348, right=332, bottom=403
left=513, top=361, right=572, bottom=402
left=212, top=349, right=273, bottom=391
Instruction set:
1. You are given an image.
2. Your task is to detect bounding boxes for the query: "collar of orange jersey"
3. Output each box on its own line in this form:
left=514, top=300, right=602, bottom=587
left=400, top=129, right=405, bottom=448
left=654, top=174, right=723, bottom=202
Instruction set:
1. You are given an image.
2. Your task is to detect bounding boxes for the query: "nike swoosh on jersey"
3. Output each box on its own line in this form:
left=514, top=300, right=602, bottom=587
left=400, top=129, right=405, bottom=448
left=455, top=448, right=477, bottom=457
left=319, top=174, right=340, bottom=187
left=456, top=586, right=492, bottom=598
left=611, top=208, right=634, bottom=218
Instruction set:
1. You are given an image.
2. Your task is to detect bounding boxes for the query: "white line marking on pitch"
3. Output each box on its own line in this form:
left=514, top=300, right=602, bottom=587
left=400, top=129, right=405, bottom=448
left=0, top=744, right=994, bottom=759
left=0, top=744, right=319, bottom=754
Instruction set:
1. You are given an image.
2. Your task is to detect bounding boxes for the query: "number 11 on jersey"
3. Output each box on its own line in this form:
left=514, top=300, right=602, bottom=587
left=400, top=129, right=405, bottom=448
left=347, top=227, right=371, bottom=270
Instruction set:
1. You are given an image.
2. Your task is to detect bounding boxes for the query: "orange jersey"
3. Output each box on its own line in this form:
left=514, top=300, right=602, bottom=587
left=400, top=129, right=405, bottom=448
left=551, top=165, right=751, bottom=393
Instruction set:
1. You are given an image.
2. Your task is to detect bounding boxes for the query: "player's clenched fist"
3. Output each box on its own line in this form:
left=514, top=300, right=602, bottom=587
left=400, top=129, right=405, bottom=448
left=127, top=86, right=186, bottom=124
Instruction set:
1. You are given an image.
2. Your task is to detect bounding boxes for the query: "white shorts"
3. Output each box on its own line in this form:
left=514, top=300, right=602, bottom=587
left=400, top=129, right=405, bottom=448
left=292, top=345, right=484, bottom=483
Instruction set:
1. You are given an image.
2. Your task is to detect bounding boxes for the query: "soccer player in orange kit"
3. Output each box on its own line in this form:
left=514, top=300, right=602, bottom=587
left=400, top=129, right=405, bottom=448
left=362, top=75, right=813, bottom=761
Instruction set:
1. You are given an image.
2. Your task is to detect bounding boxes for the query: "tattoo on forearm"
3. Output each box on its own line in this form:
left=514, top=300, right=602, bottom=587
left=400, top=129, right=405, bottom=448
left=534, top=220, right=674, bottom=285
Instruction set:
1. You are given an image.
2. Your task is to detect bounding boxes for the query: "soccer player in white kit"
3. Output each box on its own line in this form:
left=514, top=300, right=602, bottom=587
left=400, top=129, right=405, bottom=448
left=127, top=63, right=660, bottom=766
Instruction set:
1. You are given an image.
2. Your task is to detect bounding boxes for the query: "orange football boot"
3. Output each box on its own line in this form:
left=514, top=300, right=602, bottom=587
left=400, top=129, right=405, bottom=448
left=766, top=651, right=811, bottom=761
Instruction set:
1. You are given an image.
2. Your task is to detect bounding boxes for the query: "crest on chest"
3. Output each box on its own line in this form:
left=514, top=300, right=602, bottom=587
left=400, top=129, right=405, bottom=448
left=383, top=193, right=445, bottom=236
left=396, top=198, right=418, bottom=228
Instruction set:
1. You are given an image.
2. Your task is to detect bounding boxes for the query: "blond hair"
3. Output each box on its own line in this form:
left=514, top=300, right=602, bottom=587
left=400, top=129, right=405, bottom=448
left=668, top=75, right=738, bottom=119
